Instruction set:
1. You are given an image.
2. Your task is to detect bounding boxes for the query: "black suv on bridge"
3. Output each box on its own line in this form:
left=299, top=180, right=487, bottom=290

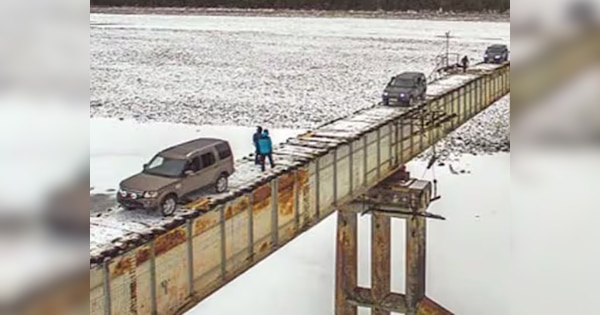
left=382, top=72, right=427, bottom=106
left=484, top=44, right=509, bottom=64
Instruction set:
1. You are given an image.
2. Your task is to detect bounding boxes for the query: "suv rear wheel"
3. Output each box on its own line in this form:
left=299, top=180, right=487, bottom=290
left=215, top=174, right=228, bottom=193
left=160, top=194, right=177, bottom=217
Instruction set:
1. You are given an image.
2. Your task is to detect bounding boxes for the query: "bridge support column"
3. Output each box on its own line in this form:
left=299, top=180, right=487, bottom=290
left=371, top=213, right=391, bottom=315
left=335, top=209, right=358, bottom=315
left=334, top=167, right=453, bottom=315
left=405, top=208, right=427, bottom=314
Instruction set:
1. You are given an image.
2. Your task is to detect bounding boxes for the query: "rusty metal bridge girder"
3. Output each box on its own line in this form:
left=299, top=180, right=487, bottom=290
left=335, top=170, right=452, bottom=315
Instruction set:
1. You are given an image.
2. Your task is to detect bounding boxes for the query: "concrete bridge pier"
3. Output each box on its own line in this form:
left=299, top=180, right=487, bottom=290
left=334, top=169, right=453, bottom=315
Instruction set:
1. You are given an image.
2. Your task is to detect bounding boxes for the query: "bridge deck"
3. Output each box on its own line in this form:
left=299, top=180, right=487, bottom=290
left=89, top=62, right=509, bottom=315
left=89, top=62, right=501, bottom=257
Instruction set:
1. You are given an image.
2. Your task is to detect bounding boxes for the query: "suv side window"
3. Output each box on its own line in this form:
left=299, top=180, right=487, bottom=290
left=187, top=157, right=201, bottom=173
left=200, top=152, right=216, bottom=169
left=215, top=142, right=232, bottom=160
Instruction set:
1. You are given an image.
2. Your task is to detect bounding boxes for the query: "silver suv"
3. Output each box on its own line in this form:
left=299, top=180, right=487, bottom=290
left=117, top=138, right=235, bottom=216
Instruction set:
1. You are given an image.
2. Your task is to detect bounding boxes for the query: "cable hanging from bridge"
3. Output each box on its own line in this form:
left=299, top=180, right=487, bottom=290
left=421, top=143, right=441, bottom=202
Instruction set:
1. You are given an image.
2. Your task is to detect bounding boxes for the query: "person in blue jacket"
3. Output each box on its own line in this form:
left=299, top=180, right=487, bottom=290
left=257, top=129, right=274, bottom=172
left=252, top=126, right=263, bottom=165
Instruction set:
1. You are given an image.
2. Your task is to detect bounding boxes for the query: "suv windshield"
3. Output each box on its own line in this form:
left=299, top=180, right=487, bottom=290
left=144, top=155, right=187, bottom=178
left=487, top=47, right=505, bottom=54
left=390, top=77, right=414, bottom=88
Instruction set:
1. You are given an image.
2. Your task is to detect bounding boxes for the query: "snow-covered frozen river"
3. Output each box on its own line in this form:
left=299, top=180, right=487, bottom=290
left=90, top=14, right=509, bottom=130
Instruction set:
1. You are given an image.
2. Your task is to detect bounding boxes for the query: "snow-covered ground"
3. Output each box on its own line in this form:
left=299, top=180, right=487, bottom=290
left=90, top=14, right=509, bottom=132
left=185, top=153, right=510, bottom=315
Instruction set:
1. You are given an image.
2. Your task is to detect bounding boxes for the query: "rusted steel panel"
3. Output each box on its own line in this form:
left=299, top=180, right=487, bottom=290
left=371, top=213, right=391, bottom=315
left=90, top=267, right=105, bottom=315
left=252, top=183, right=273, bottom=259
left=90, top=265, right=104, bottom=291
left=192, top=215, right=221, bottom=292
left=335, top=210, right=358, bottom=315
left=135, top=259, right=153, bottom=315
left=225, top=204, right=250, bottom=275
left=416, top=297, right=454, bottom=315
left=297, top=166, right=314, bottom=229
left=319, top=149, right=334, bottom=168
left=347, top=288, right=407, bottom=314
left=277, top=172, right=297, bottom=242
left=335, top=144, right=351, bottom=203
left=193, top=209, right=219, bottom=236
left=193, top=267, right=223, bottom=299
left=405, top=209, right=427, bottom=312
left=318, top=154, right=335, bottom=218
left=108, top=251, right=139, bottom=315
left=365, top=140, right=379, bottom=186
left=351, top=137, right=365, bottom=190
left=378, top=130, right=392, bottom=175
left=154, top=227, right=189, bottom=315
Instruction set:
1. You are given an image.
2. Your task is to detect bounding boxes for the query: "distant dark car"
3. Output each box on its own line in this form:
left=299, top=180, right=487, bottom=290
left=382, top=72, right=427, bottom=106
left=484, top=44, right=509, bottom=64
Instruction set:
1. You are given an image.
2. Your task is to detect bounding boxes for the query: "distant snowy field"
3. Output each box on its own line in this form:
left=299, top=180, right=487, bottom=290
left=90, top=14, right=509, bottom=130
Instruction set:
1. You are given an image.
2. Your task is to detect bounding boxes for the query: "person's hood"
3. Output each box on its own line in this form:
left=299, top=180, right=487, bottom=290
left=119, top=172, right=180, bottom=192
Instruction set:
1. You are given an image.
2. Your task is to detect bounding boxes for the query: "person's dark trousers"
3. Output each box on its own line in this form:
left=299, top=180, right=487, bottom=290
left=260, top=153, right=274, bottom=172
left=254, top=148, right=260, bottom=165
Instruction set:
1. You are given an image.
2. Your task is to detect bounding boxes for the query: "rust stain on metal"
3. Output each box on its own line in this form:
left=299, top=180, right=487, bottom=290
left=252, top=184, right=271, bottom=213
left=129, top=269, right=138, bottom=315
left=135, top=245, right=151, bottom=266
left=297, top=168, right=309, bottom=185
left=335, top=210, right=358, bottom=315
left=225, top=196, right=249, bottom=220
left=194, top=210, right=219, bottom=236
left=184, top=197, right=210, bottom=211
left=110, top=255, right=134, bottom=278
left=296, top=167, right=311, bottom=224
left=371, top=214, right=391, bottom=315
left=277, top=173, right=294, bottom=217
left=416, top=297, right=453, bottom=315
left=259, top=241, right=269, bottom=254
left=154, top=227, right=187, bottom=257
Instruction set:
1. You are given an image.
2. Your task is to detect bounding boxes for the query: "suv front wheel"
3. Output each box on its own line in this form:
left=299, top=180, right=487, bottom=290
left=215, top=174, right=228, bottom=193
left=160, top=194, right=178, bottom=217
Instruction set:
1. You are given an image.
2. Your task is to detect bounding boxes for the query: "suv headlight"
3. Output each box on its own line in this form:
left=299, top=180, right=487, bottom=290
left=118, top=189, right=127, bottom=197
left=144, top=191, right=158, bottom=198
left=382, top=92, right=389, bottom=97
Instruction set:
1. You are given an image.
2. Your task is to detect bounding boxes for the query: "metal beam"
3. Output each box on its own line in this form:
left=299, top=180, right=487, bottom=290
left=335, top=209, right=358, bottom=315
left=371, top=213, right=391, bottom=315
left=346, top=287, right=407, bottom=314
